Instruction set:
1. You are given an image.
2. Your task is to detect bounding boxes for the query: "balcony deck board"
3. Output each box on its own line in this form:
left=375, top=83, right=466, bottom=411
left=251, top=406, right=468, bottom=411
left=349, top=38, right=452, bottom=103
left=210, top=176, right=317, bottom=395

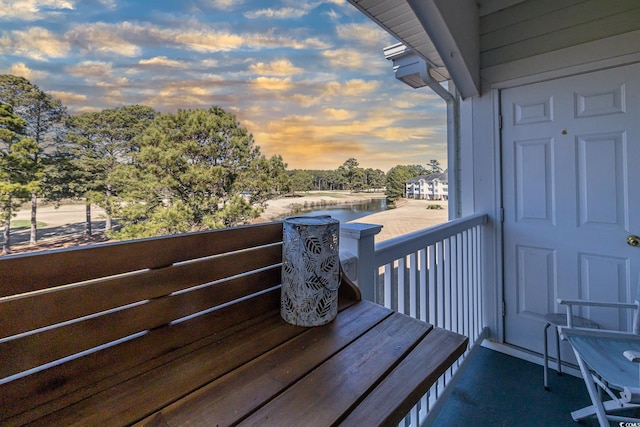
left=238, top=310, right=433, bottom=427
left=18, top=309, right=304, bottom=426
left=137, top=301, right=393, bottom=426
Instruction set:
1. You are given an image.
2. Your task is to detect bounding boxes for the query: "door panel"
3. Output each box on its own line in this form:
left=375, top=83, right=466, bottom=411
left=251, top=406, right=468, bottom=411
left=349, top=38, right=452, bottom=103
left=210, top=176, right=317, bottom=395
left=502, top=63, right=640, bottom=358
left=515, top=138, right=555, bottom=224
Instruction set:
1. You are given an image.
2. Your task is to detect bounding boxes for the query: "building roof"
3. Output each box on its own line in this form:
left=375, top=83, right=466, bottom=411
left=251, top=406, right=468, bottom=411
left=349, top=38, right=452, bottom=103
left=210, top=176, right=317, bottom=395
left=406, top=172, right=448, bottom=184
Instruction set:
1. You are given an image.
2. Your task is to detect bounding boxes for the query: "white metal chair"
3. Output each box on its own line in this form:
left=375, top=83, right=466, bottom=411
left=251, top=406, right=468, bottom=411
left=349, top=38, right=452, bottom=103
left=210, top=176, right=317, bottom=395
left=558, top=281, right=640, bottom=426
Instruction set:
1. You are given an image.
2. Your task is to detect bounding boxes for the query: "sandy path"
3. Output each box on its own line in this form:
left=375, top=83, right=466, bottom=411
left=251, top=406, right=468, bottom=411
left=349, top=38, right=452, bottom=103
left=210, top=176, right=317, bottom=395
left=3, top=204, right=108, bottom=250
left=12, top=203, right=106, bottom=227
left=348, top=199, right=449, bottom=242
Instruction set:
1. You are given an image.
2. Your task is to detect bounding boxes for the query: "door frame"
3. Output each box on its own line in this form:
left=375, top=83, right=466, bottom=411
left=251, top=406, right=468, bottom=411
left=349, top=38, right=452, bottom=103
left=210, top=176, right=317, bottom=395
left=495, top=60, right=640, bottom=354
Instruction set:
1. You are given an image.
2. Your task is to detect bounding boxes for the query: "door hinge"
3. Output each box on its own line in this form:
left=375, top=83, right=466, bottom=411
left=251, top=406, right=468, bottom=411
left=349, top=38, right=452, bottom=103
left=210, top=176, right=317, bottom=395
left=499, top=114, right=503, bottom=130
left=500, top=207, right=504, bottom=223
left=502, top=301, right=506, bottom=317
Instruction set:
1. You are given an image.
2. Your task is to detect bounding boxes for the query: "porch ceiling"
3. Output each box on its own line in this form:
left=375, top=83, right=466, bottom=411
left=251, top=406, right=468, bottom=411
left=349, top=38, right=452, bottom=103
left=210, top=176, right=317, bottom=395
left=347, top=0, right=526, bottom=96
left=348, top=0, right=450, bottom=83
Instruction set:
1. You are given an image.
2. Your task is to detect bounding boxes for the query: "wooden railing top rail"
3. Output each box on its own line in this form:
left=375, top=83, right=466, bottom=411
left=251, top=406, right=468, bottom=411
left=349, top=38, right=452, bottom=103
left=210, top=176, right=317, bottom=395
left=0, top=221, right=283, bottom=297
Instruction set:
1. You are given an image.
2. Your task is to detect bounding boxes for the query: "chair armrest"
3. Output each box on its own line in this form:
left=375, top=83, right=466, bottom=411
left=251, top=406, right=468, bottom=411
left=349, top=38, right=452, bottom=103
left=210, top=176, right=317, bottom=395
left=557, top=298, right=637, bottom=309
left=624, top=350, right=640, bottom=363
left=557, top=299, right=638, bottom=328
left=559, top=326, right=640, bottom=342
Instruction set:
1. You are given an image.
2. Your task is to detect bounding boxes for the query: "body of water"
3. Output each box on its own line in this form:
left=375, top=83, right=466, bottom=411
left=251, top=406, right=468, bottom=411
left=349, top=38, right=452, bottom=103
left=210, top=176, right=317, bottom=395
left=288, top=198, right=387, bottom=223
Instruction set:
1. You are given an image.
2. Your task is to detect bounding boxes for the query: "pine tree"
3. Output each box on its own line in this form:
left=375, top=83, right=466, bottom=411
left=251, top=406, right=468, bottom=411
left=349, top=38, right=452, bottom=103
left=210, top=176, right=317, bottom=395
left=427, top=159, right=443, bottom=174
left=65, top=105, right=157, bottom=235
left=385, top=165, right=413, bottom=204
left=0, top=75, right=66, bottom=244
left=0, top=103, right=39, bottom=253
left=113, top=106, right=268, bottom=238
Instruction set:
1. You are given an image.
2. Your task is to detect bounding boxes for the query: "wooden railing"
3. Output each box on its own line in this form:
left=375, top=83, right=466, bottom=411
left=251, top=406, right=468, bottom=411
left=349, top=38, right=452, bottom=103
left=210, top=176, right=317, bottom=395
left=340, top=213, right=489, bottom=426
left=1, top=221, right=468, bottom=426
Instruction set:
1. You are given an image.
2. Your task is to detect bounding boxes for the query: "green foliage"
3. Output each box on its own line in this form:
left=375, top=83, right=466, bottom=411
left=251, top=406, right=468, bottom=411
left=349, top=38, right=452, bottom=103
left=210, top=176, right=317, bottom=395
left=426, top=204, right=443, bottom=210
left=337, top=158, right=366, bottom=192
left=306, top=169, right=345, bottom=191
left=289, top=170, right=314, bottom=194
left=364, top=168, right=385, bottom=191
left=65, top=104, right=158, bottom=231
left=236, top=154, right=289, bottom=203
left=0, top=75, right=66, bottom=244
left=41, top=149, right=85, bottom=204
left=406, top=164, right=428, bottom=177
left=2, top=75, right=436, bottom=246
left=111, top=106, right=266, bottom=238
left=0, top=102, right=40, bottom=252
left=384, top=160, right=446, bottom=204
left=0, top=75, right=67, bottom=150
left=107, top=201, right=193, bottom=239
left=385, top=165, right=414, bottom=203
left=214, top=196, right=262, bottom=228
left=427, top=159, right=443, bottom=174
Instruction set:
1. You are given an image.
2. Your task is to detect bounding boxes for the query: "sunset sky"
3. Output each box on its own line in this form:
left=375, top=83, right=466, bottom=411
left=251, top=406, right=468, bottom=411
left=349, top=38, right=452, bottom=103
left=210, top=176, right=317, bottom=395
left=0, top=0, right=447, bottom=171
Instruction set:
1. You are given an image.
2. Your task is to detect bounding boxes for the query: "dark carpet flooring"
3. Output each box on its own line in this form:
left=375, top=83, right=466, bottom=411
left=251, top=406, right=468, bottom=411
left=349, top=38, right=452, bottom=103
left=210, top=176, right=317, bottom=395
left=431, top=346, right=601, bottom=427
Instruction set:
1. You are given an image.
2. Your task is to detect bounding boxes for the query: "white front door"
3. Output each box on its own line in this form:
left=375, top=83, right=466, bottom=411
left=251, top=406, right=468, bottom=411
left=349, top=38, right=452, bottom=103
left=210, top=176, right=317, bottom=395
left=502, top=63, right=640, bottom=358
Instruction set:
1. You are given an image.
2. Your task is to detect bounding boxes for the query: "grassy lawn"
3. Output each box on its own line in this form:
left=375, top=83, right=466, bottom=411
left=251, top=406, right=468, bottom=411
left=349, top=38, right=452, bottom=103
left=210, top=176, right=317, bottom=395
left=11, top=220, right=47, bottom=229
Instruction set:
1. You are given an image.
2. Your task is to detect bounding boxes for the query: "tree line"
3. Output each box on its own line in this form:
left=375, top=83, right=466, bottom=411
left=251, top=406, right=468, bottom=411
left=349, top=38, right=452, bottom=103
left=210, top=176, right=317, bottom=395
left=0, top=75, right=291, bottom=253
left=0, top=74, right=442, bottom=254
left=288, top=158, right=385, bottom=194
left=288, top=159, right=442, bottom=202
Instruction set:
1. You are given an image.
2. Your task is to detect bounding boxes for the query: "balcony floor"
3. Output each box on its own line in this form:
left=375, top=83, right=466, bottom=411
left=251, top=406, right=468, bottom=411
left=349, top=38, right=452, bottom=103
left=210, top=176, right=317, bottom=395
left=432, top=346, right=601, bottom=427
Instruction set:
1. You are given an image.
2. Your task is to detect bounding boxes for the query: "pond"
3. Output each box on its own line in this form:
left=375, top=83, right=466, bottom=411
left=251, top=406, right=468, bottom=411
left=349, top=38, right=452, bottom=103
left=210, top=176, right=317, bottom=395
left=286, top=198, right=388, bottom=223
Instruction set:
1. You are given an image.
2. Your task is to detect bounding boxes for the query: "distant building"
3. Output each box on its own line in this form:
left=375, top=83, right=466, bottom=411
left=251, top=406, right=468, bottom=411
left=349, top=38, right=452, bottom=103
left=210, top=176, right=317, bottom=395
left=405, top=173, right=448, bottom=200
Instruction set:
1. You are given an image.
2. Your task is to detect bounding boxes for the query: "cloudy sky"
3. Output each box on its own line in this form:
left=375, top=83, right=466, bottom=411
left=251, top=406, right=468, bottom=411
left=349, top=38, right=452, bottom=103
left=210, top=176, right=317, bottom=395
left=0, top=0, right=446, bottom=171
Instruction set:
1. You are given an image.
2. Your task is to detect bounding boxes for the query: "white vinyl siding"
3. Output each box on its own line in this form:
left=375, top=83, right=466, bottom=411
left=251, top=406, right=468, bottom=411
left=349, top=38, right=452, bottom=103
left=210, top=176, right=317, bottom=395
left=480, top=0, right=640, bottom=83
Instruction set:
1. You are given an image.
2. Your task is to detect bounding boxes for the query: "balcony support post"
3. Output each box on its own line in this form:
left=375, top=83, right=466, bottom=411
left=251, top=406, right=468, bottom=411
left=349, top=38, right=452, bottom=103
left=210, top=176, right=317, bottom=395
left=340, top=223, right=382, bottom=303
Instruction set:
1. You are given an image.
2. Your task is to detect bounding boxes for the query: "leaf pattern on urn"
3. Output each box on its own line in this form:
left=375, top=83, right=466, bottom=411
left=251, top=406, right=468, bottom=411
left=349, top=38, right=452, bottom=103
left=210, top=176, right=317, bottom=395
left=281, top=216, right=341, bottom=326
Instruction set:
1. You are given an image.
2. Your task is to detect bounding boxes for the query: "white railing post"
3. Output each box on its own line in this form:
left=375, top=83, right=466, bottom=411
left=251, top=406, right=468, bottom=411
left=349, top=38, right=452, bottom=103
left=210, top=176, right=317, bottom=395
left=340, top=223, right=382, bottom=303
left=364, top=213, right=488, bottom=426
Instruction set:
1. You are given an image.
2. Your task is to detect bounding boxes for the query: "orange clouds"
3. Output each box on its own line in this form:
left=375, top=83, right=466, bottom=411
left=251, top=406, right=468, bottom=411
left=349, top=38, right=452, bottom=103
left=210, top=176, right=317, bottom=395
left=249, top=59, right=303, bottom=76
left=324, top=108, right=355, bottom=121
left=139, top=56, right=185, bottom=68
left=0, top=1, right=447, bottom=172
left=324, top=79, right=380, bottom=97
left=336, top=23, right=386, bottom=47
left=247, top=113, right=378, bottom=169
left=66, top=60, right=113, bottom=78
left=67, top=22, right=141, bottom=56
left=142, top=81, right=220, bottom=109
left=244, top=7, right=307, bottom=19
left=48, top=90, right=87, bottom=104
left=4, top=62, right=45, bottom=80
left=251, top=76, right=294, bottom=91
left=0, top=0, right=74, bottom=21
left=0, top=27, right=70, bottom=60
